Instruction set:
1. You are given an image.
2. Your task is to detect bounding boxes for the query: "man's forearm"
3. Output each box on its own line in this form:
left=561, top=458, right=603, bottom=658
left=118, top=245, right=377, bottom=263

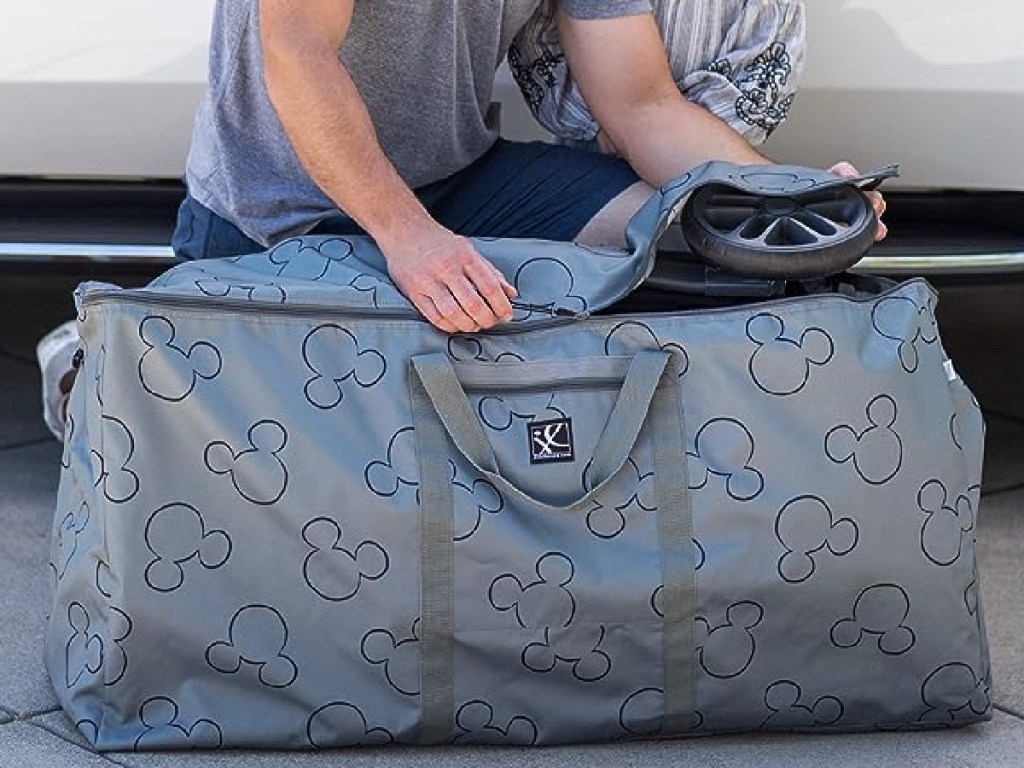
left=263, top=41, right=436, bottom=249
left=607, top=94, right=770, bottom=187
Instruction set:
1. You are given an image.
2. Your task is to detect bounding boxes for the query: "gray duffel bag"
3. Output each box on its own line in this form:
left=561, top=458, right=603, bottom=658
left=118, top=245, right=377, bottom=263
left=46, top=162, right=990, bottom=750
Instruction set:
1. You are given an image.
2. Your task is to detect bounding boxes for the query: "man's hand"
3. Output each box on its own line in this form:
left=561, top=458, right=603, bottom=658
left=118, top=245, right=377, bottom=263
left=381, top=224, right=517, bottom=334
left=829, top=162, right=889, bottom=242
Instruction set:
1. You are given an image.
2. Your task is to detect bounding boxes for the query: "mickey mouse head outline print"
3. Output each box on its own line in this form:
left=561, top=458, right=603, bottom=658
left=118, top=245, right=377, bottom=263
left=872, top=295, right=939, bottom=374
left=361, top=620, right=420, bottom=697
left=761, top=680, right=844, bottom=730
left=454, top=700, right=538, bottom=745
left=137, top=316, right=222, bottom=403
left=603, top=321, right=690, bottom=376
left=694, top=600, right=764, bottom=679
left=53, top=502, right=90, bottom=581
left=579, top=456, right=657, bottom=540
left=831, top=583, right=916, bottom=656
left=205, top=420, right=289, bottom=506
left=65, top=602, right=103, bottom=689
left=775, top=495, right=859, bottom=583
left=489, top=552, right=612, bottom=682
left=618, top=687, right=705, bottom=737
left=91, top=415, right=141, bottom=504
left=302, top=324, right=386, bottom=411
left=747, top=312, right=834, bottom=396
left=205, top=604, right=298, bottom=688
left=134, top=696, right=223, bottom=750
left=239, top=236, right=356, bottom=282
left=364, top=429, right=504, bottom=541
left=917, top=479, right=977, bottom=567
left=687, top=418, right=764, bottom=501
left=917, top=662, right=991, bottom=725
left=301, top=516, right=389, bottom=602
left=479, top=391, right=565, bottom=433
left=144, top=502, right=232, bottom=593
left=306, top=701, right=394, bottom=748
left=447, top=335, right=525, bottom=364
left=825, top=394, right=903, bottom=486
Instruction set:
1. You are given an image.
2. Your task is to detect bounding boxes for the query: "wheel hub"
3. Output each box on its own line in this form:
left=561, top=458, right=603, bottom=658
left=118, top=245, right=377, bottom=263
left=763, top=198, right=798, bottom=217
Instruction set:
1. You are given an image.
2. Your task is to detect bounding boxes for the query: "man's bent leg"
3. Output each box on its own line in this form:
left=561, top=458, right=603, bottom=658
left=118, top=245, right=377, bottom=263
left=421, top=139, right=643, bottom=243
left=171, top=196, right=264, bottom=260
left=574, top=181, right=655, bottom=248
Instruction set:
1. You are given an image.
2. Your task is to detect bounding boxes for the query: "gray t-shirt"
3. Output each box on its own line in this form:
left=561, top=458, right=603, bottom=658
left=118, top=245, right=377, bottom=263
left=186, top=0, right=651, bottom=247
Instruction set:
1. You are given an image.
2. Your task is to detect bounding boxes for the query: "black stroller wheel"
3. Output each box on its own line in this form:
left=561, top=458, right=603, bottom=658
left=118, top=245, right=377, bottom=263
left=679, top=184, right=878, bottom=280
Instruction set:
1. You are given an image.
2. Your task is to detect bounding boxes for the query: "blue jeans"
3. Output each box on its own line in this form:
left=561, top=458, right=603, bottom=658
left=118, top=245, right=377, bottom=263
left=172, top=139, right=640, bottom=260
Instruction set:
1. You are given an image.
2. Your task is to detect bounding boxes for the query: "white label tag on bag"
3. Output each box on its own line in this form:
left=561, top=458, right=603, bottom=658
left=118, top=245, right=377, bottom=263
left=944, top=360, right=959, bottom=382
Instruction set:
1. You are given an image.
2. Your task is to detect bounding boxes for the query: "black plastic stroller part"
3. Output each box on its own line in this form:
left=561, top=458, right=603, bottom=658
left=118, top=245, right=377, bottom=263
left=644, top=258, right=785, bottom=299
left=679, top=183, right=878, bottom=280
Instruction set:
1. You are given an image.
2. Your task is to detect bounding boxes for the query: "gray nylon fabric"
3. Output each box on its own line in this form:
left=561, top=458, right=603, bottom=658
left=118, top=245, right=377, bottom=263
left=46, top=163, right=989, bottom=750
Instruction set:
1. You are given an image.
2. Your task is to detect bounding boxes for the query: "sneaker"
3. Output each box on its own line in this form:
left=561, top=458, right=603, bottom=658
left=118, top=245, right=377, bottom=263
left=36, top=319, right=80, bottom=440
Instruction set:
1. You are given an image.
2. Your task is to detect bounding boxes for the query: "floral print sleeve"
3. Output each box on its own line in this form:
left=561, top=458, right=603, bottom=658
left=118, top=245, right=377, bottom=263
left=509, top=0, right=806, bottom=147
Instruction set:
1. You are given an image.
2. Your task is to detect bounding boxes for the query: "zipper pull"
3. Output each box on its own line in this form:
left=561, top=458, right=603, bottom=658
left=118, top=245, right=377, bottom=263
left=551, top=306, right=590, bottom=319
left=511, top=301, right=589, bottom=320
left=71, top=348, right=85, bottom=369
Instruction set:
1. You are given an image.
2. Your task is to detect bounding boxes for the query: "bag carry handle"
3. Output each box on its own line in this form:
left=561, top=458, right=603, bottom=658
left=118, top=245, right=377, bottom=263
left=409, top=350, right=696, bottom=743
left=409, top=350, right=673, bottom=511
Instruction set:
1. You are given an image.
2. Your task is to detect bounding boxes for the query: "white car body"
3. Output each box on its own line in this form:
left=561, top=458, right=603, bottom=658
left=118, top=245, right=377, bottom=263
left=2, top=0, right=1022, bottom=270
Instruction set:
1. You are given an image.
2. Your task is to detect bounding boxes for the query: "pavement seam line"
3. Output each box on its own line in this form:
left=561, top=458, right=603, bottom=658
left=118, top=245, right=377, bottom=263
left=995, top=704, right=1024, bottom=722
left=981, top=481, right=1024, bottom=500
left=26, top=718, right=130, bottom=767
left=3, top=706, right=62, bottom=724
left=17, top=706, right=63, bottom=721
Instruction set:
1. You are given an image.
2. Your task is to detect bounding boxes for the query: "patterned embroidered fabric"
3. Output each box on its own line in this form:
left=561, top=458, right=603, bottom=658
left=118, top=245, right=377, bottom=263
left=510, top=0, right=806, bottom=146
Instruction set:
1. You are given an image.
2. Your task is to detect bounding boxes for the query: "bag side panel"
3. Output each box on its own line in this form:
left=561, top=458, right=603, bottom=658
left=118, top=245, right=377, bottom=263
left=44, top=306, right=113, bottom=746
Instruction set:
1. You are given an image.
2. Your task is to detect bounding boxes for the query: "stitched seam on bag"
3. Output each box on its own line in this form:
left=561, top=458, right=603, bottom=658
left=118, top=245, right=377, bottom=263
left=97, top=306, right=112, bottom=741
left=918, top=286, right=991, bottom=701
left=123, top=285, right=911, bottom=335
left=105, top=278, right=934, bottom=335
left=952, top=375, right=991, bottom=692
left=457, top=619, right=664, bottom=635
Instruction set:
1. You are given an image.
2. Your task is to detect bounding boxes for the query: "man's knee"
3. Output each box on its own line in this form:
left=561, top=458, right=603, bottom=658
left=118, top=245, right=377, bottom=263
left=172, top=196, right=263, bottom=261
left=574, top=181, right=655, bottom=249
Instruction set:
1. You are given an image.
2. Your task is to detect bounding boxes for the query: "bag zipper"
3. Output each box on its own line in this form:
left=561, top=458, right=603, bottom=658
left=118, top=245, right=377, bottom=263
left=78, top=275, right=934, bottom=338
left=462, top=377, right=626, bottom=395
left=79, top=289, right=589, bottom=334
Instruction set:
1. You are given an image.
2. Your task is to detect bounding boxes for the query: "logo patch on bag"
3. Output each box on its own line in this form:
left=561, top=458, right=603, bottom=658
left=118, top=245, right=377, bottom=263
left=528, top=418, right=575, bottom=465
